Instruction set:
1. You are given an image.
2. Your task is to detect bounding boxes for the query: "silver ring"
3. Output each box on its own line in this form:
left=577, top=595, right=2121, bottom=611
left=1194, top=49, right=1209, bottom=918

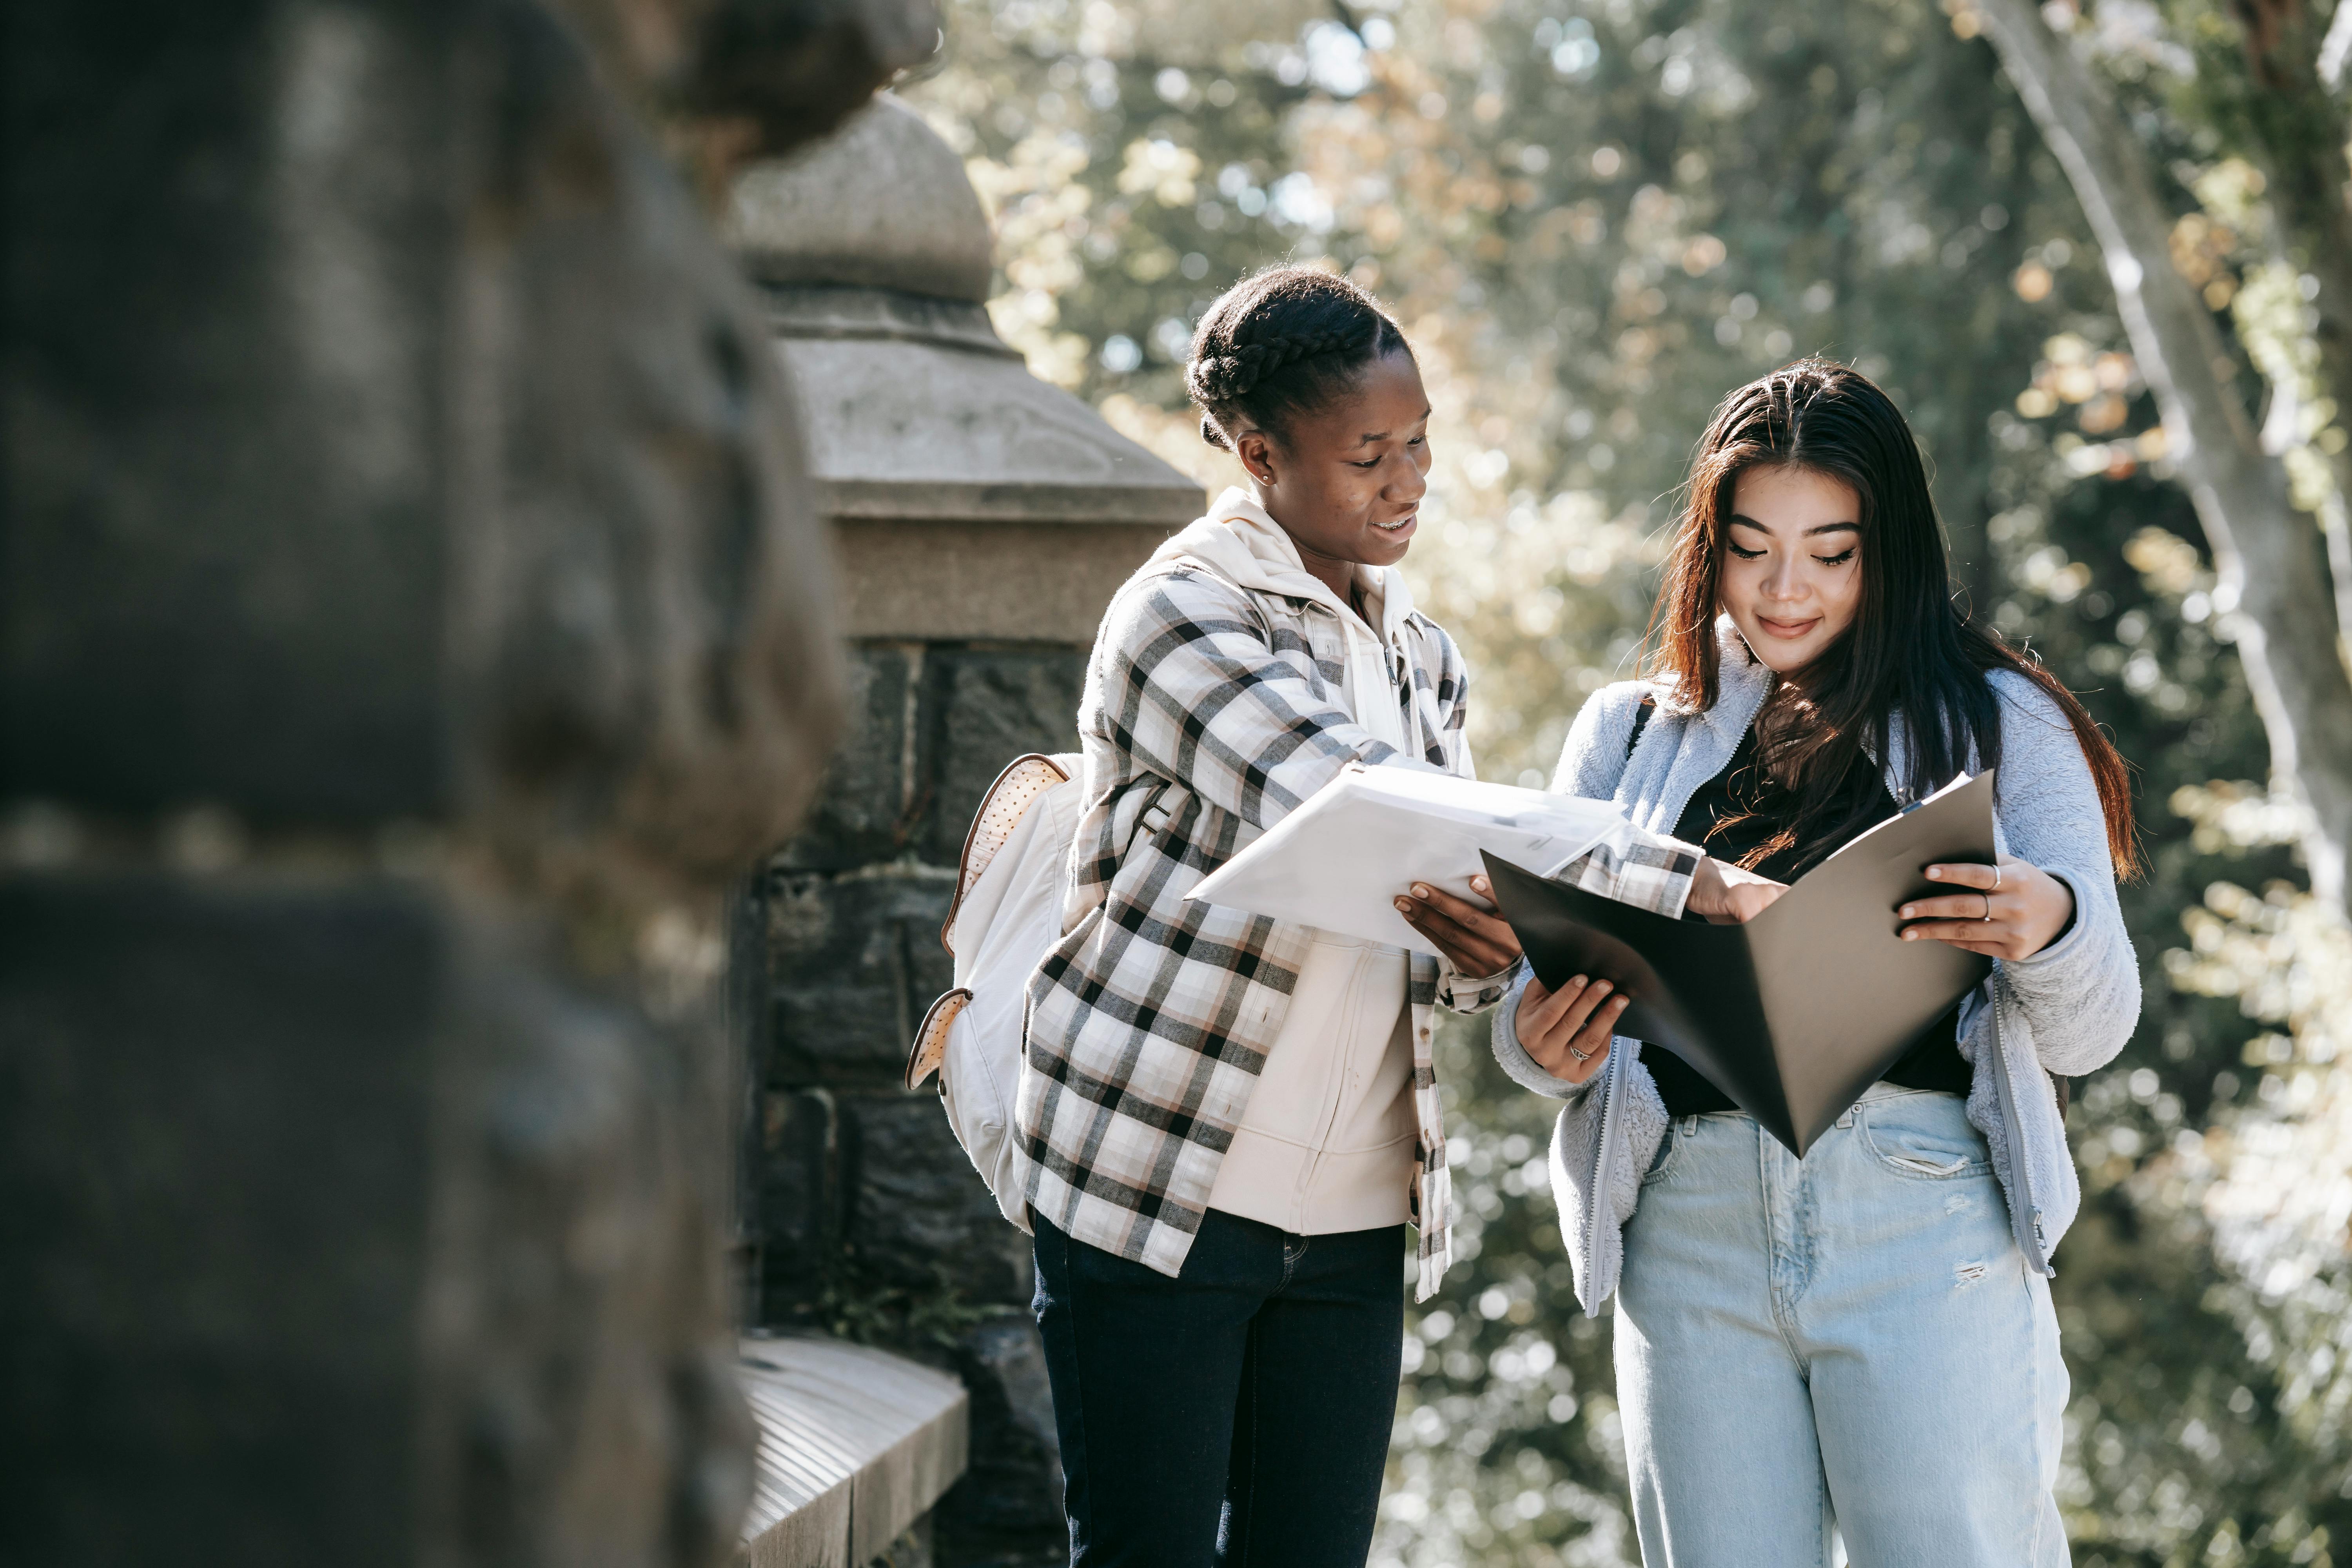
left=1981, top=891, right=1993, bottom=922
left=1568, top=1043, right=1593, bottom=1063
left=1993, top=864, right=2003, bottom=890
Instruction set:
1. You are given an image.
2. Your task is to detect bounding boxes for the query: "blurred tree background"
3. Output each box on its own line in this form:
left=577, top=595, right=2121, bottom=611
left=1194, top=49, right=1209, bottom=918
left=900, top=0, right=2352, bottom=1561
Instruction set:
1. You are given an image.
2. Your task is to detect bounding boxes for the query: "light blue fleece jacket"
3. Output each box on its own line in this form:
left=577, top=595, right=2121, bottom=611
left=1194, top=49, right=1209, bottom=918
left=1493, top=619, right=2141, bottom=1316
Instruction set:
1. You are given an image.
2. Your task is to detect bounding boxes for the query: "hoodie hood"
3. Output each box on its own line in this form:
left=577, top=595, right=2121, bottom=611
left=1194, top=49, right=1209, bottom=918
left=1139, top=487, right=1419, bottom=645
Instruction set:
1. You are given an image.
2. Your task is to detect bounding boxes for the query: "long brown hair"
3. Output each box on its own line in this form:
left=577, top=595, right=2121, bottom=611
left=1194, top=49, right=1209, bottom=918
left=1644, top=360, right=2140, bottom=877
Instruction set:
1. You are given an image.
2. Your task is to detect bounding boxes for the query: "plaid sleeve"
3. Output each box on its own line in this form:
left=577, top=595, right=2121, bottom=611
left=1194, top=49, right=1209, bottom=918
left=1439, top=956, right=1521, bottom=1014
left=1533, top=679, right=1699, bottom=915
left=1443, top=825, right=1691, bottom=1010
left=1099, top=569, right=1401, bottom=831
left=1554, top=818, right=1702, bottom=918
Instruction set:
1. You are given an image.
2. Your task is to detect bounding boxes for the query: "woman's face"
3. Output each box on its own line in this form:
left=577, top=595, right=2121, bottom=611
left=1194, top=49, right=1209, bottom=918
left=1233, top=351, right=1432, bottom=572
left=1716, top=463, right=1864, bottom=675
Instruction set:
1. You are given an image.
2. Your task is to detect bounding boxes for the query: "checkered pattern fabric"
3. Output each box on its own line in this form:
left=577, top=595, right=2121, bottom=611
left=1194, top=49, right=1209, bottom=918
left=1020, top=561, right=1696, bottom=1300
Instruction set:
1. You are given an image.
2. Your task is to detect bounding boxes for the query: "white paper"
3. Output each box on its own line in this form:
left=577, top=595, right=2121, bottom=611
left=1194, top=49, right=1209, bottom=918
left=1186, top=763, right=1627, bottom=955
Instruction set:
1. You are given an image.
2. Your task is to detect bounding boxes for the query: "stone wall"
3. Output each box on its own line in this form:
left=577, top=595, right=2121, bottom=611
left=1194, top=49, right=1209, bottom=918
left=719, top=96, right=1198, bottom=1567
left=746, top=638, right=1089, bottom=1568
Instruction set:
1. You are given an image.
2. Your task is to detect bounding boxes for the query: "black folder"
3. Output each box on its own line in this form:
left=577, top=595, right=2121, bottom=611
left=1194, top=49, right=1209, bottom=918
left=1482, top=770, right=1998, bottom=1156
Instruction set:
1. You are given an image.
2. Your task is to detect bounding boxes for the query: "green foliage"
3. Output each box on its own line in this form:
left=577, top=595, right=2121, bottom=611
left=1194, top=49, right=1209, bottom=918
left=817, top=1253, right=1016, bottom=1352
left=907, top=0, right=2352, bottom=1559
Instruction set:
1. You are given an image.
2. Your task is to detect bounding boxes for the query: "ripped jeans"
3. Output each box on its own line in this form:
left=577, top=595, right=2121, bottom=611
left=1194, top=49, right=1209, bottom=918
left=1614, top=1084, right=2070, bottom=1568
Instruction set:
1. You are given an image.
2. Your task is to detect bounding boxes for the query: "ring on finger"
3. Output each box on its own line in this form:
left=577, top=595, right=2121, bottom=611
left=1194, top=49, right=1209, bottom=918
left=1992, top=864, right=2002, bottom=890
left=1980, top=891, right=1993, bottom=922
left=1568, top=1043, right=1593, bottom=1062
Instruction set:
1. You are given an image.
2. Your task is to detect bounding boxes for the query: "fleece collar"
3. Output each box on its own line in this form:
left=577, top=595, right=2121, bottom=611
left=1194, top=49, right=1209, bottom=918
left=1141, top=487, right=1417, bottom=646
left=1664, top=614, right=1773, bottom=759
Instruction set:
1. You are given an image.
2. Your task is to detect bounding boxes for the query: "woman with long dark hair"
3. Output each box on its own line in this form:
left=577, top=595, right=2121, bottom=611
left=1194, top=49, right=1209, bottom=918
left=1493, top=361, right=2141, bottom=1566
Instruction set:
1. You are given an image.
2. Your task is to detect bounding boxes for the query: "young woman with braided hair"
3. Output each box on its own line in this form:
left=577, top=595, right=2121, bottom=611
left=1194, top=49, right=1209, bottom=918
left=1022, top=265, right=1774, bottom=1566
left=1494, top=361, right=2142, bottom=1566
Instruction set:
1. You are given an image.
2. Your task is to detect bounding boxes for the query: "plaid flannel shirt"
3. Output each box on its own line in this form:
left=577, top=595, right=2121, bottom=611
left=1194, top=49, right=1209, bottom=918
left=1020, top=557, right=1697, bottom=1300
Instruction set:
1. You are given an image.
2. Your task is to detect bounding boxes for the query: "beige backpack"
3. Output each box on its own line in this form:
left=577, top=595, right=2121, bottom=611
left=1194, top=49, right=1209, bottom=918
left=904, top=752, right=1085, bottom=1232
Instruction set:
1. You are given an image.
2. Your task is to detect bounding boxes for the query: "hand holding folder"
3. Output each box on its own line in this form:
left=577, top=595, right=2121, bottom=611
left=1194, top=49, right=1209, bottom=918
left=1483, top=770, right=1999, bottom=1155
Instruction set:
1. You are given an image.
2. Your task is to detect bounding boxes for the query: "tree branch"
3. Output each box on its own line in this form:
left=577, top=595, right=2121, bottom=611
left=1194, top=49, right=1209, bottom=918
left=1974, top=0, right=2352, bottom=908
left=2320, top=0, right=2352, bottom=85
left=2226, top=0, right=2352, bottom=650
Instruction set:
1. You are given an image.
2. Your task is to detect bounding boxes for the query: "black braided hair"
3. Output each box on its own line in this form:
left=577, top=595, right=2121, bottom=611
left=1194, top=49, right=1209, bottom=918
left=1183, top=266, right=1414, bottom=452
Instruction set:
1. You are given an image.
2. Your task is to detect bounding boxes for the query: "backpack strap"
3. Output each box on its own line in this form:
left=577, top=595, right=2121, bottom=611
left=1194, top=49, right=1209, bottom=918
left=1625, top=693, right=1657, bottom=760
left=940, top=752, right=1076, bottom=956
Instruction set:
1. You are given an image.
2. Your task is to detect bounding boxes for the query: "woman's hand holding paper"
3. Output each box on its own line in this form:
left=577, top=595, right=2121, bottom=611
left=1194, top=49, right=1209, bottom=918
left=1395, top=875, right=1523, bottom=978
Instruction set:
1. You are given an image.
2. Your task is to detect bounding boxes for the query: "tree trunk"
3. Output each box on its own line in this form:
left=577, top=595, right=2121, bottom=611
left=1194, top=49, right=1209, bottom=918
left=2226, top=0, right=2352, bottom=651
left=1973, top=0, right=2352, bottom=910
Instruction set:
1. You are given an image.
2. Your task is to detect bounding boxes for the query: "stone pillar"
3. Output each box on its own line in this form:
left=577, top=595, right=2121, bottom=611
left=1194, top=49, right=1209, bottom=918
left=722, top=99, right=1203, bottom=1566
left=2, top=3, right=927, bottom=1566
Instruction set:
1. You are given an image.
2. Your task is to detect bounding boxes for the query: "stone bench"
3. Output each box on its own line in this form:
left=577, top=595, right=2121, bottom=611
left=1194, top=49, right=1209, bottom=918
left=737, top=1334, right=971, bottom=1567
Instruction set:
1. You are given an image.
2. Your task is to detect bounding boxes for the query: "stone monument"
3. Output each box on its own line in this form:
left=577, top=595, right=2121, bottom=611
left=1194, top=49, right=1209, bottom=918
left=723, top=98, right=1203, bottom=1567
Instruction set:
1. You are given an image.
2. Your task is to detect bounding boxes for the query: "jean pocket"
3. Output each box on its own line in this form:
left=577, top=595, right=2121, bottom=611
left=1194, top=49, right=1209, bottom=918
left=1881, top=1150, right=1975, bottom=1177
left=1639, top=1123, right=1680, bottom=1187
left=1860, top=1095, right=1990, bottom=1180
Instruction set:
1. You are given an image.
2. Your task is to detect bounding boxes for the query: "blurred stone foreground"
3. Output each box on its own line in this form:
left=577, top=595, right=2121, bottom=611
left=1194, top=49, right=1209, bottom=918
left=0, top=0, right=1081, bottom=1564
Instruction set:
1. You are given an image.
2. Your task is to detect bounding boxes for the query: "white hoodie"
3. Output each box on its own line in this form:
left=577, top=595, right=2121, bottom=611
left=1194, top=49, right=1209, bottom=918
left=1152, top=489, right=1427, bottom=1235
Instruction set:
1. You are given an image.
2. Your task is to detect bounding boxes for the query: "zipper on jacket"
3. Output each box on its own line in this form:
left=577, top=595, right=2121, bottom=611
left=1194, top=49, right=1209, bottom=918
left=1986, top=970, right=2053, bottom=1276
left=1584, top=1042, right=1624, bottom=1316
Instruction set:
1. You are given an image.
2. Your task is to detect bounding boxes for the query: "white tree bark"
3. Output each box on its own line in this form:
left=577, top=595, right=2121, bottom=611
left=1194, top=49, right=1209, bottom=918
left=2226, top=0, right=2352, bottom=665
left=1974, top=0, right=2352, bottom=910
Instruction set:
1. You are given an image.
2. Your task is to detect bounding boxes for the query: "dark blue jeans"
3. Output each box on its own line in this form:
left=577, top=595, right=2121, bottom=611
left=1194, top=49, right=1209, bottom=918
left=1030, top=1207, right=1406, bottom=1568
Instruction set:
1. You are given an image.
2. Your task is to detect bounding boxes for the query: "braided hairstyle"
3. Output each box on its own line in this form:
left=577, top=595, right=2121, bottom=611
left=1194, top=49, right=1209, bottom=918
left=1184, top=266, right=1414, bottom=452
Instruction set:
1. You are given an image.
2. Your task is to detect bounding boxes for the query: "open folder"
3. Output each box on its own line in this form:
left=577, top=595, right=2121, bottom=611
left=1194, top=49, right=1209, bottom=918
left=1481, top=770, right=1998, bottom=1156
left=1187, top=762, right=1627, bottom=957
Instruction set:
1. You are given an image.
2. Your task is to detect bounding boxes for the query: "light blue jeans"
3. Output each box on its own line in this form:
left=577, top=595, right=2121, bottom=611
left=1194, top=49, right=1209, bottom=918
left=1614, top=1085, right=2069, bottom=1568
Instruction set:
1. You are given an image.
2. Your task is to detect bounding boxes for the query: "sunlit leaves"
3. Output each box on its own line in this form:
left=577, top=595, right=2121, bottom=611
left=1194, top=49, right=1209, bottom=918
left=907, top=0, right=2352, bottom=1559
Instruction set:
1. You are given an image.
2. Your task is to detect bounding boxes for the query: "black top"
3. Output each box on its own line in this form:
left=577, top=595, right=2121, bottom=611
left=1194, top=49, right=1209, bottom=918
left=1641, top=726, right=1972, bottom=1117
